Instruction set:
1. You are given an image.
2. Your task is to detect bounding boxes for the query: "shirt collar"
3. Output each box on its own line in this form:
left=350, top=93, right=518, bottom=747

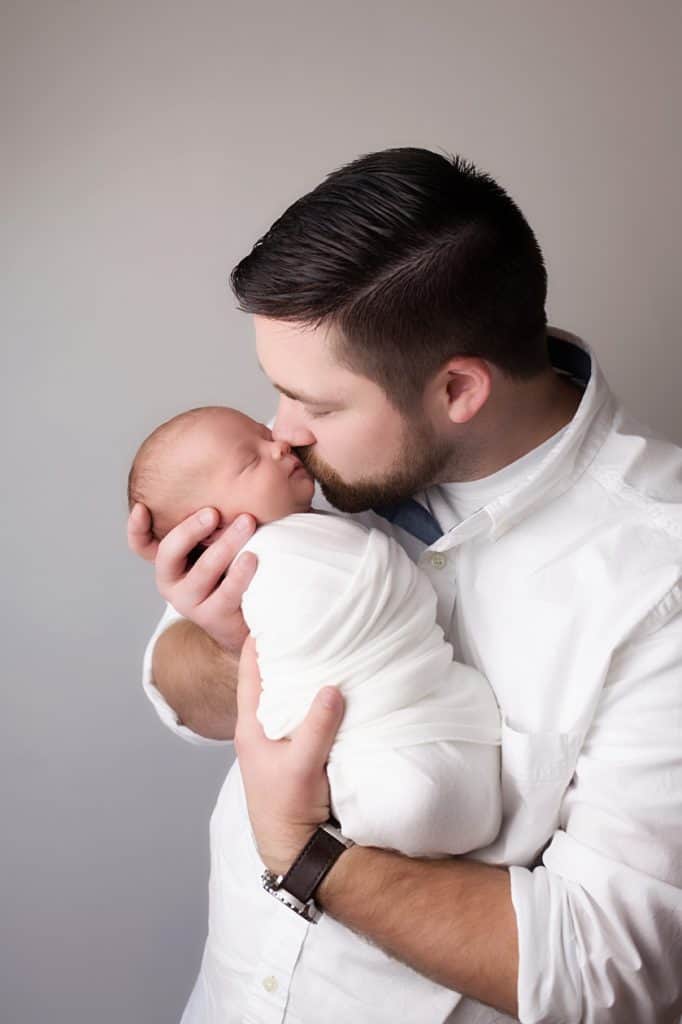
left=427, top=328, right=617, bottom=551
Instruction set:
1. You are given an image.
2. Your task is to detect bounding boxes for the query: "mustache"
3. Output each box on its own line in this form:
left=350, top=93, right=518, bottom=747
left=293, top=444, right=315, bottom=467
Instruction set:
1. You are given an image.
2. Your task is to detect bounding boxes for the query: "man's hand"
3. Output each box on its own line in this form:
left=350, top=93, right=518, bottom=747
left=127, top=502, right=258, bottom=654
left=235, top=635, right=346, bottom=876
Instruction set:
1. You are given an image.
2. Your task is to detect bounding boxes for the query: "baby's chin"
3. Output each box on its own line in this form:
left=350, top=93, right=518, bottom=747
left=255, top=500, right=315, bottom=529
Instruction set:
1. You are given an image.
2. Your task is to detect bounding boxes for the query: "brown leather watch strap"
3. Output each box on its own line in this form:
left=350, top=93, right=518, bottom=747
left=280, top=825, right=350, bottom=903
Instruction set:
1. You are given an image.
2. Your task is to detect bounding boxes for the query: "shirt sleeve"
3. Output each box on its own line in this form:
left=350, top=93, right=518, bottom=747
left=142, top=601, right=233, bottom=748
left=510, top=600, right=682, bottom=1023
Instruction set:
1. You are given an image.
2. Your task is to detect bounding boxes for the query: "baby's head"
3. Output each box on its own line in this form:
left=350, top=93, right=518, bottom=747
left=127, top=406, right=314, bottom=543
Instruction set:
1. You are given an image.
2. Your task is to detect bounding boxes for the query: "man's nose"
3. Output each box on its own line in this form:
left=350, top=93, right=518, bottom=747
left=272, top=397, right=316, bottom=448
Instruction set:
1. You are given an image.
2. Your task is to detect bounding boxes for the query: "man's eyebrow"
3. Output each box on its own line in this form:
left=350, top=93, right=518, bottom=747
left=275, top=382, right=336, bottom=405
left=257, top=361, right=339, bottom=406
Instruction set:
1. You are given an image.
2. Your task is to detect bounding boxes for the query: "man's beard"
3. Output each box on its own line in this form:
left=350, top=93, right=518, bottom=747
left=294, top=413, right=456, bottom=513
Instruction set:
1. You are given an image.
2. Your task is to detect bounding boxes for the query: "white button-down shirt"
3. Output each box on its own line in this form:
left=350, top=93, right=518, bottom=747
left=142, top=329, right=682, bottom=1024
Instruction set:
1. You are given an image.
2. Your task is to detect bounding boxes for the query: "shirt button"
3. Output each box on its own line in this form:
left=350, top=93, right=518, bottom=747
left=262, top=976, right=278, bottom=993
left=430, top=552, right=447, bottom=570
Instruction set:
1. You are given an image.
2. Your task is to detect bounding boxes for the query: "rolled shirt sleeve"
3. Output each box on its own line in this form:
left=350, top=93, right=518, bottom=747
left=510, top=606, right=682, bottom=1023
left=142, top=602, right=233, bottom=748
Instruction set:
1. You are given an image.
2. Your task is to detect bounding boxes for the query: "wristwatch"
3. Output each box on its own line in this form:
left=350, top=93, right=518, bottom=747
left=261, top=818, right=355, bottom=923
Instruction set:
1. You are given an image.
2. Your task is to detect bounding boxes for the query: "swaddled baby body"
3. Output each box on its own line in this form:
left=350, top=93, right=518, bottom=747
left=129, top=405, right=502, bottom=856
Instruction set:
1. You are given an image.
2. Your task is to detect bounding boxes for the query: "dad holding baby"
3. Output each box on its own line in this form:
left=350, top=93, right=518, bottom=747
left=128, top=148, right=682, bottom=1023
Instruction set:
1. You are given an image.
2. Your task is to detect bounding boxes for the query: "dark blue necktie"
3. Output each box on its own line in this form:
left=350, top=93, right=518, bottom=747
left=372, top=498, right=443, bottom=545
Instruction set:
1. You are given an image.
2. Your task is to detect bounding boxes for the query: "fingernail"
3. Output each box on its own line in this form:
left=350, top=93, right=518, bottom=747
left=236, top=552, right=255, bottom=573
left=199, top=508, right=215, bottom=526
left=321, top=686, right=341, bottom=710
left=235, top=515, right=251, bottom=532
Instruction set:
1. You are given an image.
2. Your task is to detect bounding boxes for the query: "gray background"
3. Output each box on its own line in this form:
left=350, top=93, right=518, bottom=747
left=2, top=2, right=681, bottom=1021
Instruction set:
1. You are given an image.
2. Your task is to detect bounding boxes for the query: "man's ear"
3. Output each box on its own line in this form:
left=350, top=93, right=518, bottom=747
left=441, top=357, right=492, bottom=425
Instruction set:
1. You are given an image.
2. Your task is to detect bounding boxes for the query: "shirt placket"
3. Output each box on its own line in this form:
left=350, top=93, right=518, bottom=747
left=242, top=911, right=310, bottom=1024
left=418, top=509, right=491, bottom=636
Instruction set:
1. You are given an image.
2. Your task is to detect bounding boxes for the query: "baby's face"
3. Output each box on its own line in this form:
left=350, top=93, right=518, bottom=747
left=174, top=409, right=315, bottom=539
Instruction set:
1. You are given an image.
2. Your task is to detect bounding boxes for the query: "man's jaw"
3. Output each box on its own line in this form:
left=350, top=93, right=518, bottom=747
left=293, top=428, right=455, bottom=513
left=298, top=454, right=423, bottom=514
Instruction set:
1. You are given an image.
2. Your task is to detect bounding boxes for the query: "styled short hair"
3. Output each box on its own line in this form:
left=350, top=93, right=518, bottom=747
left=230, top=147, right=549, bottom=413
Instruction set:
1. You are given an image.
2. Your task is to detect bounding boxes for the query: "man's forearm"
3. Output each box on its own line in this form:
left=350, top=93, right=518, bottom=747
left=152, top=620, right=239, bottom=740
left=317, top=845, right=519, bottom=1017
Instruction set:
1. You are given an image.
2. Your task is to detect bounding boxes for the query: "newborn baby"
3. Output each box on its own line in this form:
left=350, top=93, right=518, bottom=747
left=129, top=405, right=502, bottom=857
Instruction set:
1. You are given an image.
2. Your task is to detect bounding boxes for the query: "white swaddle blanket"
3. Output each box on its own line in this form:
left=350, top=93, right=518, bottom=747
left=241, top=510, right=502, bottom=856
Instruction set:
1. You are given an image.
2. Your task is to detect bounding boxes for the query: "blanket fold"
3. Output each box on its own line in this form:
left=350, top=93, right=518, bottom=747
left=241, top=513, right=500, bottom=762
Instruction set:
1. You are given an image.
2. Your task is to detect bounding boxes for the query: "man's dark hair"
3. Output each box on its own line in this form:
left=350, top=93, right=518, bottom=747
left=230, top=146, right=549, bottom=413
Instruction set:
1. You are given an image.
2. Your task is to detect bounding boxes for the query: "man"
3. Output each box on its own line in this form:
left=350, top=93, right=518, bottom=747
left=129, top=148, right=682, bottom=1022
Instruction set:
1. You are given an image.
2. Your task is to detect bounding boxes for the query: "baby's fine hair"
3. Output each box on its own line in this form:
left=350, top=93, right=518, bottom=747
left=127, top=405, right=232, bottom=540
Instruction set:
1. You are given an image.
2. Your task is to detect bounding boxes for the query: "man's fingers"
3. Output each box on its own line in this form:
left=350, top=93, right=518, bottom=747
left=187, top=551, right=258, bottom=652
left=181, top=539, right=257, bottom=613
left=127, top=503, right=158, bottom=562
left=229, top=549, right=258, bottom=584
left=201, top=550, right=258, bottom=620
left=291, top=686, right=345, bottom=773
left=159, top=513, right=256, bottom=603
left=155, top=507, right=221, bottom=589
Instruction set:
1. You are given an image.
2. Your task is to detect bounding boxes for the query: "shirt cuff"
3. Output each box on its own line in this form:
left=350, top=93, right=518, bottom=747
left=510, top=831, right=682, bottom=1023
left=142, top=603, right=234, bottom=748
left=509, top=862, right=582, bottom=1024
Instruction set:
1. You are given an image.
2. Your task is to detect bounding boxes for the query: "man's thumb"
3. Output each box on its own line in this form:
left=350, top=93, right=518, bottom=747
left=319, top=686, right=344, bottom=712
left=295, top=686, right=345, bottom=765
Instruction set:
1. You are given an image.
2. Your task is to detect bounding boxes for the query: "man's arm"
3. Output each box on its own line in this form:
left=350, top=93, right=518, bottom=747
left=152, top=619, right=239, bottom=740
left=318, top=847, right=519, bottom=1015
left=503, top=607, right=682, bottom=1023
left=129, top=502, right=259, bottom=741
left=234, top=637, right=519, bottom=1017
left=236, top=604, right=682, bottom=1023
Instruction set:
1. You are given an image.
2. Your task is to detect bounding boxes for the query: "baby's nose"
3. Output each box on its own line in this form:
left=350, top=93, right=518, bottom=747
left=272, top=440, right=291, bottom=459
